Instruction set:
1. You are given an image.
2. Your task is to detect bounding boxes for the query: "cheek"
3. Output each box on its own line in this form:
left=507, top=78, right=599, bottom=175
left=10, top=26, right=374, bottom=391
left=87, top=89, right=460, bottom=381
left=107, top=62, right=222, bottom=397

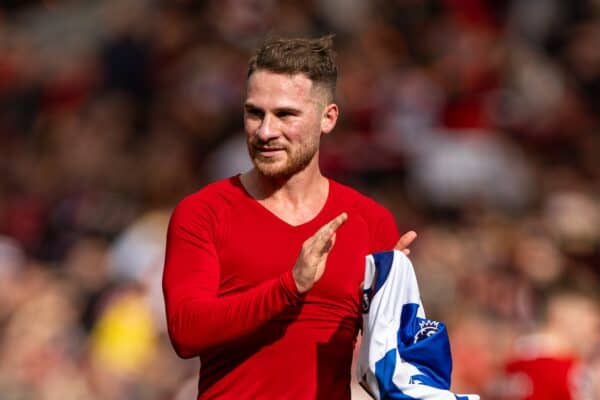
left=244, top=119, right=257, bottom=135
left=285, top=118, right=320, bottom=142
left=282, top=123, right=303, bottom=141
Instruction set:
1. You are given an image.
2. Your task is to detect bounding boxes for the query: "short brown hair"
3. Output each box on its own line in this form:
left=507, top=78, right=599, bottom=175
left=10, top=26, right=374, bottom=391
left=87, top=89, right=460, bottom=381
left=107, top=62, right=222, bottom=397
left=247, top=35, right=337, bottom=102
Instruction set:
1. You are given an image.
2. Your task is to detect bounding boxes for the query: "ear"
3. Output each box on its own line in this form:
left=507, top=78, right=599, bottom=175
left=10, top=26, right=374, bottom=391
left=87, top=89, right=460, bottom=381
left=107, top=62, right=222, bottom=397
left=321, top=103, right=339, bottom=135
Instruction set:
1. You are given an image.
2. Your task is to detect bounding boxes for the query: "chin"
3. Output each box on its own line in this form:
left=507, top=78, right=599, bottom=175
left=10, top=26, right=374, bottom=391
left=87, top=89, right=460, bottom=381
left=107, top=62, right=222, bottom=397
left=252, top=156, right=297, bottom=178
left=254, top=162, right=292, bottom=179
left=251, top=148, right=316, bottom=179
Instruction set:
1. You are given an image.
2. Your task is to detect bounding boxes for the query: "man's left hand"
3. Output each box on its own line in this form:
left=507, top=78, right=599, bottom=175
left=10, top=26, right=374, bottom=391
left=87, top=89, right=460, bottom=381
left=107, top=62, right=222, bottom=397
left=394, top=231, right=417, bottom=255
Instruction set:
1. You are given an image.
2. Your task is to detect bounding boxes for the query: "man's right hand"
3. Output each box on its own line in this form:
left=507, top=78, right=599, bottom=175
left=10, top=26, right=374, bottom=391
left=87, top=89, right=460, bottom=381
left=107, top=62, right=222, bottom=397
left=292, top=212, right=348, bottom=294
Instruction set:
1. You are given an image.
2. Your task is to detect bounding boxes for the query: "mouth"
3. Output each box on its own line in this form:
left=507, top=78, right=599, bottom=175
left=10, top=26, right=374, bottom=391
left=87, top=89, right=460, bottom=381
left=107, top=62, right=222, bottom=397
left=254, top=146, right=286, bottom=157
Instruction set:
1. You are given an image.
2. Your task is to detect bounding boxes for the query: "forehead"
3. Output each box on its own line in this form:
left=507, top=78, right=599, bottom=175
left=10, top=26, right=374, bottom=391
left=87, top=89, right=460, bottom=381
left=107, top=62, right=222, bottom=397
left=245, top=70, right=320, bottom=107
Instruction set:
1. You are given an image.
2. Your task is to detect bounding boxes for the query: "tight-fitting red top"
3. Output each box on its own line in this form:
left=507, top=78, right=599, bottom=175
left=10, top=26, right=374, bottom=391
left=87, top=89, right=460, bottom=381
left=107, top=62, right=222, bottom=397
left=163, top=176, right=399, bottom=399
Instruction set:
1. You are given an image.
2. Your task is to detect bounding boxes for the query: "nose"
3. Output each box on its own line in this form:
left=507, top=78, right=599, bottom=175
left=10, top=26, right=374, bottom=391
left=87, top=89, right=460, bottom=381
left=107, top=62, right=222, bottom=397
left=256, top=114, right=279, bottom=142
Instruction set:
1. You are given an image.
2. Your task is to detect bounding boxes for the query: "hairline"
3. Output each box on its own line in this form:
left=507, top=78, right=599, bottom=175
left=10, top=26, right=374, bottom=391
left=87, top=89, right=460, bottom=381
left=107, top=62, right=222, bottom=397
left=247, top=68, right=334, bottom=108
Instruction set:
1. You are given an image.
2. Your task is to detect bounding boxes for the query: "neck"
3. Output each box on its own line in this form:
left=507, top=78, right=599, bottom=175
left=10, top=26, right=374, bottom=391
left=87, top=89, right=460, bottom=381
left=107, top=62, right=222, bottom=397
left=239, top=157, right=331, bottom=226
left=243, top=169, right=326, bottom=204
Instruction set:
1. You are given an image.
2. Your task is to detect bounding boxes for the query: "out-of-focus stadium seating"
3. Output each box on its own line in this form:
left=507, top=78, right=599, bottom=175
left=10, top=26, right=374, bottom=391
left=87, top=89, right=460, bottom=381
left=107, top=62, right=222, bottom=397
left=0, top=1, right=598, bottom=398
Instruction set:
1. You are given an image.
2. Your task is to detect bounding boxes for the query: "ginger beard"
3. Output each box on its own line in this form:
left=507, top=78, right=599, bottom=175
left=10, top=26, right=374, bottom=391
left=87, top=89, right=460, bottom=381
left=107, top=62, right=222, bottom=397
left=247, top=132, right=319, bottom=179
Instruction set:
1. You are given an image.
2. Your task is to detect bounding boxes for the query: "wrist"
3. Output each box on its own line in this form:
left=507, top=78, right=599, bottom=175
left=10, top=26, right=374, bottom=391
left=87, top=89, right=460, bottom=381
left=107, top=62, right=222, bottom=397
left=279, top=270, right=306, bottom=304
left=292, top=270, right=311, bottom=294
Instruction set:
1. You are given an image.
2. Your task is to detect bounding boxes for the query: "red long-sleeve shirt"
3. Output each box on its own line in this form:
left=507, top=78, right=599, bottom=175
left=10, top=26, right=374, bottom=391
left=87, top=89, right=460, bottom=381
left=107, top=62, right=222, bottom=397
left=163, top=176, right=399, bottom=399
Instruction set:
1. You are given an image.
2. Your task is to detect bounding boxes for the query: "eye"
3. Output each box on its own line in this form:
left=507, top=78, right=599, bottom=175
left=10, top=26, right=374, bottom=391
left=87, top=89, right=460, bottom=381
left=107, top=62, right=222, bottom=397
left=244, top=106, right=264, bottom=119
left=275, top=110, right=298, bottom=119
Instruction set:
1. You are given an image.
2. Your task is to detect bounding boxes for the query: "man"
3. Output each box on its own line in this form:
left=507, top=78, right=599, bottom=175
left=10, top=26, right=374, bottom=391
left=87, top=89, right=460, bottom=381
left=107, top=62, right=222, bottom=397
left=498, top=289, right=600, bottom=400
left=163, top=35, right=416, bottom=399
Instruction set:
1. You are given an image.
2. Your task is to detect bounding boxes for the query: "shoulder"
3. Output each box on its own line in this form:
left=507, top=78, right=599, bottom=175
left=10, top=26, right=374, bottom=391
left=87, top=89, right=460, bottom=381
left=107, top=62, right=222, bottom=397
left=329, top=179, right=399, bottom=252
left=330, top=179, right=394, bottom=222
left=171, top=176, right=242, bottom=224
left=179, top=176, right=241, bottom=207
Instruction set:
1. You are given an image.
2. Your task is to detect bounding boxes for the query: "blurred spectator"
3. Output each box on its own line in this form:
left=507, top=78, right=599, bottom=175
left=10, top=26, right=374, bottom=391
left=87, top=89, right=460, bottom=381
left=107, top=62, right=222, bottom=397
left=494, top=288, right=600, bottom=400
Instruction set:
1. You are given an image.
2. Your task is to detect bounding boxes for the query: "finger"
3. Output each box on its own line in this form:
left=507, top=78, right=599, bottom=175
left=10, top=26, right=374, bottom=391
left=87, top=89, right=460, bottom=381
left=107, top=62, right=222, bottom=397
left=394, top=230, right=417, bottom=251
left=316, top=212, right=347, bottom=239
left=315, top=213, right=347, bottom=248
left=402, top=248, right=410, bottom=255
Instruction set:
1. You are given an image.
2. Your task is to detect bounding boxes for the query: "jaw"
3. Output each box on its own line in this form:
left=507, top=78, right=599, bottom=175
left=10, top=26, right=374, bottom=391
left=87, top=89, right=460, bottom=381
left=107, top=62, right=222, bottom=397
left=248, top=135, right=321, bottom=180
left=252, top=155, right=291, bottom=179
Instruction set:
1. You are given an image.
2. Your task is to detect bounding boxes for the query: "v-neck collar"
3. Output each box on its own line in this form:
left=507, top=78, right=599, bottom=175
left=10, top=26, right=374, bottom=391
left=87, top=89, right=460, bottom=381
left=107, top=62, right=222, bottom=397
left=233, top=174, right=333, bottom=230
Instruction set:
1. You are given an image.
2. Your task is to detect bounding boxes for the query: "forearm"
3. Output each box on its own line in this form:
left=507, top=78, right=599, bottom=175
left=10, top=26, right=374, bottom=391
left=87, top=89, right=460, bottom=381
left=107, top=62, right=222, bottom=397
left=165, top=269, right=302, bottom=358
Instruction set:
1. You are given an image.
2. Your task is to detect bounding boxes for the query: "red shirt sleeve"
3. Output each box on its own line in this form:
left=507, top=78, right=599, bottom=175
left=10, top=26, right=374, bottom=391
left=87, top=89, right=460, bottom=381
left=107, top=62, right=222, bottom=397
left=162, top=195, right=303, bottom=358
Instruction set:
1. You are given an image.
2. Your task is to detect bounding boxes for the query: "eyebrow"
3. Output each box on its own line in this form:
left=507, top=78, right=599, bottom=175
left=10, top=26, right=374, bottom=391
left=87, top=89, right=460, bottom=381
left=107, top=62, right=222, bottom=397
left=244, top=103, right=302, bottom=115
left=243, top=103, right=260, bottom=112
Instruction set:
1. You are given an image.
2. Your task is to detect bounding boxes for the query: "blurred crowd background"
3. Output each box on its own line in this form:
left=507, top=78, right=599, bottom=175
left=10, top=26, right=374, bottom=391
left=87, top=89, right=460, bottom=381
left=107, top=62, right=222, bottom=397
left=0, top=0, right=599, bottom=399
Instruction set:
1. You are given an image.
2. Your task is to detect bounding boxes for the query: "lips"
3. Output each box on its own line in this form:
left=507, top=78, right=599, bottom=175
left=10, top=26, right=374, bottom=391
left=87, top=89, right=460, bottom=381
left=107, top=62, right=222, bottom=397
left=249, top=138, right=287, bottom=159
left=258, top=147, right=283, bottom=151
left=256, top=148, right=285, bottom=158
left=253, top=143, right=286, bottom=154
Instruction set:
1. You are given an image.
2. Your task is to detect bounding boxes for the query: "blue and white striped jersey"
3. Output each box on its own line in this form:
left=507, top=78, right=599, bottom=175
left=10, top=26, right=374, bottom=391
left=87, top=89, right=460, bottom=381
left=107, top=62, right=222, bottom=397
left=357, top=250, right=479, bottom=400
